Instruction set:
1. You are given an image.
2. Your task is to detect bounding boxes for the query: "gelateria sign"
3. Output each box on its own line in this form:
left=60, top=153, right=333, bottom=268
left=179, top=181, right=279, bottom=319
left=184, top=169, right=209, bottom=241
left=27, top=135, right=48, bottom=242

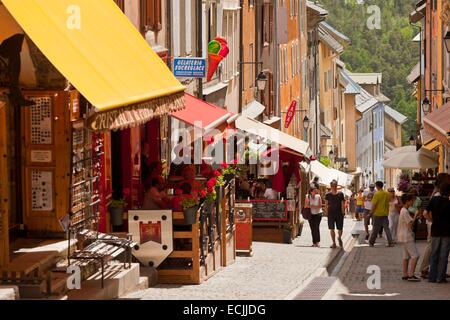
left=88, top=93, right=185, bottom=131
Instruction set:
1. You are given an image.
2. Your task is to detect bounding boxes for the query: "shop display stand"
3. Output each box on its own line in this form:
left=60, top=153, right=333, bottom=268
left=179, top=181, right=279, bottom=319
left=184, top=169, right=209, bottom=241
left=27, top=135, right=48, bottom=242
left=66, top=122, right=133, bottom=288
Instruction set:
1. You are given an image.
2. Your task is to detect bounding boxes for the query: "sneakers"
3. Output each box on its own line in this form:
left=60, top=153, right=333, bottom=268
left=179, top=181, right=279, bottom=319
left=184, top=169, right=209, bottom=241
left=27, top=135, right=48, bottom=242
left=365, top=234, right=369, bottom=241
left=369, top=243, right=374, bottom=247
left=402, top=276, right=409, bottom=281
left=386, top=243, right=395, bottom=247
left=407, top=276, right=421, bottom=282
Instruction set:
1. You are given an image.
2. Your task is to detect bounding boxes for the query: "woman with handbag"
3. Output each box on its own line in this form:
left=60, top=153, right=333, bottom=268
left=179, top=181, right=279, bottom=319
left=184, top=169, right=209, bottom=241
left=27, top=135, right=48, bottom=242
left=304, top=184, right=323, bottom=247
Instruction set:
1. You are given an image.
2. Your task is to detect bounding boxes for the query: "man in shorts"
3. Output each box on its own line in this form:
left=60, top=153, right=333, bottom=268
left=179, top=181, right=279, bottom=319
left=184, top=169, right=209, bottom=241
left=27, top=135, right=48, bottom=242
left=363, top=184, right=375, bottom=241
left=325, top=180, right=346, bottom=249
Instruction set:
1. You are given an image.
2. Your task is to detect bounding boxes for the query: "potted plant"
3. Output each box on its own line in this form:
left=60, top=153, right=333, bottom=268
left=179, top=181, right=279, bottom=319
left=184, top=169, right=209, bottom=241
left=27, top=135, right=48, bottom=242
left=221, top=161, right=239, bottom=183
left=283, top=224, right=293, bottom=244
left=182, top=195, right=200, bottom=225
left=109, top=198, right=127, bottom=227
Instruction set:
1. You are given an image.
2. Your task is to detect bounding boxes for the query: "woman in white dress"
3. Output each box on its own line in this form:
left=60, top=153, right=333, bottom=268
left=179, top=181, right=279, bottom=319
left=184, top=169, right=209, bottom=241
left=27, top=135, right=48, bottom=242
left=388, top=188, right=401, bottom=243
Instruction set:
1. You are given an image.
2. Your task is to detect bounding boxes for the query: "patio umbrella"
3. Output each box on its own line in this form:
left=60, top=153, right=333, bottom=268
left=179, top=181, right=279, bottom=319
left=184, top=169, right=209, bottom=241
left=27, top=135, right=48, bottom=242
left=384, top=146, right=438, bottom=161
left=382, top=149, right=439, bottom=170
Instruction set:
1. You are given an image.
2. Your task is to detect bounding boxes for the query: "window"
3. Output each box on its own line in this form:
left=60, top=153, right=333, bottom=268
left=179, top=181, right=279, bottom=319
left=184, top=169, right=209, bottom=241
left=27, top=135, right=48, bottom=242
left=291, top=43, right=295, bottom=78
left=284, top=46, right=289, bottom=82
left=262, top=4, right=273, bottom=45
left=249, top=0, right=254, bottom=7
left=341, top=124, right=344, bottom=143
left=141, top=0, right=162, bottom=34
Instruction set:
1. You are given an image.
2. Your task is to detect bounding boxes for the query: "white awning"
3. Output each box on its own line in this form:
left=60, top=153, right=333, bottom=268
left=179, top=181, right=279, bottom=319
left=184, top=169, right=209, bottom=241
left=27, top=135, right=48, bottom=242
left=236, top=116, right=312, bottom=157
left=242, top=100, right=266, bottom=119
left=307, top=161, right=353, bottom=187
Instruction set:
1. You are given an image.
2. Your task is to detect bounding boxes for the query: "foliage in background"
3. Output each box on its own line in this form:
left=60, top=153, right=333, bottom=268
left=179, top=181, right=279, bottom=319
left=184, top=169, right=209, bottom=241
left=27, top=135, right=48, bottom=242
left=319, top=0, right=419, bottom=144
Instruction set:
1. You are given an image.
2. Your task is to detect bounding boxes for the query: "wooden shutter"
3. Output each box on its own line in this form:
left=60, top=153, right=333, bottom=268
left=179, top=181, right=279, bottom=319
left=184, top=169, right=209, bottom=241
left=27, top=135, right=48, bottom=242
left=114, top=0, right=125, bottom=12
left=145, top=0, right=162, bottom=32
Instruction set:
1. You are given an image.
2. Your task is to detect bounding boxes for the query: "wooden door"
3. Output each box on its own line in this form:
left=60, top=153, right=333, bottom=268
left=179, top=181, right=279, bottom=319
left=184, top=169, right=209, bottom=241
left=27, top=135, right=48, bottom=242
left=0, top=100, right=9, bottom=266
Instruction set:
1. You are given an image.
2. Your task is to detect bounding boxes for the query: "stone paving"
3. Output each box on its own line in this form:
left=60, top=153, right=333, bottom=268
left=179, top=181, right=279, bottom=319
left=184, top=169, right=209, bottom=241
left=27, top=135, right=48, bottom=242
left=123, top=217, right=357, bottom=300
left=323, top=232, right=450, bottom=300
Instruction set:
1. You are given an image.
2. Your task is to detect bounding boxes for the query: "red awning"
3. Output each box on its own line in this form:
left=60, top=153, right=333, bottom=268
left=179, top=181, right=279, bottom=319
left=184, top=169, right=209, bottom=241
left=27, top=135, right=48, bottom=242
left=423, top=102, right=450, bottom=147
left=171, top=93, right=233, bottom=131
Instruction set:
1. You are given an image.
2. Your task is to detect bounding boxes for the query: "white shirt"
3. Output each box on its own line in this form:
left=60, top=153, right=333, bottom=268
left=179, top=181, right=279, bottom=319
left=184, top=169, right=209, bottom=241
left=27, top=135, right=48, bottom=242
left=308, top=194, right=323, bottom=215
left=397, top=207, right=414, bottom=243
left=264, top=188, right=278, bottom=200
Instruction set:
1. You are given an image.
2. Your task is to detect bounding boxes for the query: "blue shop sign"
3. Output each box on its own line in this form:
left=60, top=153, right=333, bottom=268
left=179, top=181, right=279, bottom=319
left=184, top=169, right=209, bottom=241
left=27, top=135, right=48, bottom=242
left=173, top=57, right=206, bottom=78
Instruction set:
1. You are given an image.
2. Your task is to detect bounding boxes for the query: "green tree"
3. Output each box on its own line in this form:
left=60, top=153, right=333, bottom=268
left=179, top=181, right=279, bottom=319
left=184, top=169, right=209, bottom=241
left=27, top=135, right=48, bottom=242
left=319, top=0, right=419, bottom=144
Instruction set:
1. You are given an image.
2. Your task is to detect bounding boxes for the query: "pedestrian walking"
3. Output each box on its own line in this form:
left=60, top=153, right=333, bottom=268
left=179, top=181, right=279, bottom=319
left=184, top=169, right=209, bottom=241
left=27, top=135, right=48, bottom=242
left=420, top=173, right=450, bottom=278
left=425, top=182, right=450, bottom=284
left=363, top=184, right=375, bottom=241
left=388, top=188, right=401, bottom=243
left=324, top=180, right=345, bottom=249
left=305, top=184, right=323, bottom=247
left=369, top=181, right=395, bottom=247
left=397, top=193, right=421, bottom=282
left=355, top=189, right=364, bottom=221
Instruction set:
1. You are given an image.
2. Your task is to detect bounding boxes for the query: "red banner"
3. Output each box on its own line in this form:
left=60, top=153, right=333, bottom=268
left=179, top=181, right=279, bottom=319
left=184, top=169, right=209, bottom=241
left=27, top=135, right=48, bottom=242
left=284, top=100, right=297, bottom=129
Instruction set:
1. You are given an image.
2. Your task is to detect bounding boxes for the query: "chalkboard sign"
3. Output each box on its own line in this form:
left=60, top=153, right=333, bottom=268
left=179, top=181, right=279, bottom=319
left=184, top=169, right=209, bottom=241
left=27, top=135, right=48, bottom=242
left=249, top=200, right=288, bottom=221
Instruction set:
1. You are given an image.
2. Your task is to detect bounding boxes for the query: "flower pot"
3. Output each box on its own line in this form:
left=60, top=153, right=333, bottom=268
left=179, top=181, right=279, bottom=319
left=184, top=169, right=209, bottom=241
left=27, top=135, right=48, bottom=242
left=283, top=229, right=292, bottom=244
left=110, top=207, right=124, bottom=226
left=183, top=206, right=198, bottom=225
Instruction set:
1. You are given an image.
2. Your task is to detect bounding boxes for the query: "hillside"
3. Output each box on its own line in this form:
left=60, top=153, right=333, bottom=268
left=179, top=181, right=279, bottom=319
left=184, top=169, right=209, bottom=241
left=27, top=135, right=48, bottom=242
left=318, top=0, right=419, bottom=143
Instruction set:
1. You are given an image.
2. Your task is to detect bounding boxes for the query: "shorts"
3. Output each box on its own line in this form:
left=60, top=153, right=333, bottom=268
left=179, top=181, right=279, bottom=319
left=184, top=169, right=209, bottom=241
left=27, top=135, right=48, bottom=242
left=356, top=206, right=365, bottom=214
left=328, top=214, right=344, bottom=230
left=363, top=209, right=372, bottom=227
left=402, top=241, right=420, bottom=260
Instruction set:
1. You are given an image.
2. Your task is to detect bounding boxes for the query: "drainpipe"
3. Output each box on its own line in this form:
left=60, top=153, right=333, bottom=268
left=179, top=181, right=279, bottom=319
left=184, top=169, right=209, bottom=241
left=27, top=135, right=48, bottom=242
left=196, top=0, right=203, bottom=99
left=274, top=2, right=279, bottom=118
left=314, top=27, right=320, bottom=156
left=238, top=0, right=244, bottom=113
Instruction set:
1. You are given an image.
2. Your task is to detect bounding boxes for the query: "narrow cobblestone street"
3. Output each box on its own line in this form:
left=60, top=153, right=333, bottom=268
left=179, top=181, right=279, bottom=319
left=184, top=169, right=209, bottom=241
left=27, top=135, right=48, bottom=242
left=323, top=231, right=450, bottom=300
left=124, top=217, right=357, bottom=300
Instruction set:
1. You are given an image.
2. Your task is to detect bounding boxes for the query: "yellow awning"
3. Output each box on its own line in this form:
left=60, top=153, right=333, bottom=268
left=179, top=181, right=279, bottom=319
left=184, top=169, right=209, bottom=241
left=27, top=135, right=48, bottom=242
left=422, top=139, right=441, bottom=151
left=2, top=0, right=185, bottom=130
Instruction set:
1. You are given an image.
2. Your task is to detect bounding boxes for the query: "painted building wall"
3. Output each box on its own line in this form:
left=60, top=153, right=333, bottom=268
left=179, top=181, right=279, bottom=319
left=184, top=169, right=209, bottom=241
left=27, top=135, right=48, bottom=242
left=279, top=0, right=302, bottom=138
left=343, top=93, right=358, bottom=172
left=242, top=1, right=256, bottom=108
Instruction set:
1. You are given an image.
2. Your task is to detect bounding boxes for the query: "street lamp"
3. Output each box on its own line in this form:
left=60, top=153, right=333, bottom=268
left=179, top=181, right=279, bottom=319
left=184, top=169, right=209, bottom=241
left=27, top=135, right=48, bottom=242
left=256, top=71, right=268, bottom=91
left=302, top=115, right=310, bottom=130
left=422, top=97, right=431, bottom=115
left=444, top=31, right=450, bottom=53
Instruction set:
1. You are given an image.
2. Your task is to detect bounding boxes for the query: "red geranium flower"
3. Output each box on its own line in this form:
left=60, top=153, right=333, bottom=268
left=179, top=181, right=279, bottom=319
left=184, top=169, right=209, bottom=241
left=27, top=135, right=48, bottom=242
left=175, top=189, right=183, bottom=195
left=213, top=170, right=222, bottom=177
left=207, top=178, right=216, bottom=189
left=221, top=162, right=228, bottom=169
left=199, top=190, right=207, bottom=198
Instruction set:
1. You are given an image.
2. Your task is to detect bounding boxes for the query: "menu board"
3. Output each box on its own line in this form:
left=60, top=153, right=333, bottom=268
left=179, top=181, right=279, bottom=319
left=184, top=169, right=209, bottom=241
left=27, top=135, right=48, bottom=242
left=251, top=200, right=288, bottom=221
left=30, top=97, right=52, bottom=145
left=31, top=170, right=53, bottom=211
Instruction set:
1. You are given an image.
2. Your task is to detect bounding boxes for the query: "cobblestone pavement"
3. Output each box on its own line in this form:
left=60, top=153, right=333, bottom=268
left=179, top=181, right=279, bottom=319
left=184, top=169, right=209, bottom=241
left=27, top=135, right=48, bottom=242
left=123, top=217, right=357, bottom=300
left=323, top=231, right=450, bottom=300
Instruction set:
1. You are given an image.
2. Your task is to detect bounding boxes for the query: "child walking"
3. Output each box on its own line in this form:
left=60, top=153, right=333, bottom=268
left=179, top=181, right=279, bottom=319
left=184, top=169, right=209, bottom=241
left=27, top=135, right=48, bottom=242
left=397, top=193, right=421, bottom=282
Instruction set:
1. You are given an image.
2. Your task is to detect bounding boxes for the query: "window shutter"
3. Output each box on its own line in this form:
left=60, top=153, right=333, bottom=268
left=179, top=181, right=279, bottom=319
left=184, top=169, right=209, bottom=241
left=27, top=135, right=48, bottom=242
left=114, top=0, right=125, bottom=12
left=146, top=0, right=162, bottom=32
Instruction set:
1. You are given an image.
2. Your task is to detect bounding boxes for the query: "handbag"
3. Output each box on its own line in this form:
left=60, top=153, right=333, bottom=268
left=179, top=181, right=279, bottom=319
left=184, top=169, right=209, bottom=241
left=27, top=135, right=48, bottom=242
left=301, top=195, right=312, bottom=220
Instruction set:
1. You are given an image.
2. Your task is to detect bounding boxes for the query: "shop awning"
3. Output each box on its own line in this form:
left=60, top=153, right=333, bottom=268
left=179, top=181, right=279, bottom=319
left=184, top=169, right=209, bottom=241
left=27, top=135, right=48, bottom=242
left=171, top=93, right=232, bottom=132
left=2, top=0, right=185, bottom=131
left=235, top=116, right=312, bottom=157
left=423, top=102, right=450, bottom=147
left=242, top=100, right=266, bottom=119
left=301, top=160, right=352, bottom=187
